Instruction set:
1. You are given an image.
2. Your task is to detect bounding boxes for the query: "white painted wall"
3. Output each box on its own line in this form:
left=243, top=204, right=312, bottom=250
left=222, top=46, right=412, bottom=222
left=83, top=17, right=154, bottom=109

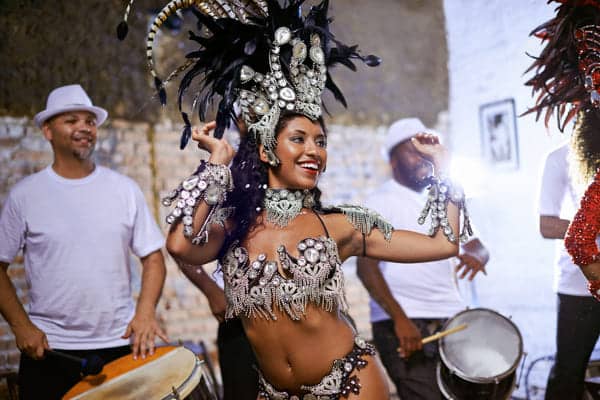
left=444, top=1, right=597, bottom=397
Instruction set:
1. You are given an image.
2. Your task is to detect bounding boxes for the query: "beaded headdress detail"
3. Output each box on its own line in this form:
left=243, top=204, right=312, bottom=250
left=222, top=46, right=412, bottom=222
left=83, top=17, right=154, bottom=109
left=117, top=0, right=380, bottom=157
left=523, top=0, right=600, bottom=130
left=238, top=26, right=329, bottom=164
left=575, top=24, right=600, bottom=107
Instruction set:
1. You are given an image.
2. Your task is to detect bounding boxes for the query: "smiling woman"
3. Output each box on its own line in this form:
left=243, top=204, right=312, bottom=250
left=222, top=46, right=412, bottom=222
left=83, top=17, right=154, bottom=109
left=263, top=115, right=328, bottom=191
left=131, top=1, right=473, bottom=398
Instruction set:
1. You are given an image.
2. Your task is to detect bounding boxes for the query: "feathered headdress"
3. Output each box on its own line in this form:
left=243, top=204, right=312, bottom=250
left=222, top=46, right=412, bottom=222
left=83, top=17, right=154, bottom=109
left=523, top=0, right=600, bottom=131
left=117, top=0, right=380, bottom=156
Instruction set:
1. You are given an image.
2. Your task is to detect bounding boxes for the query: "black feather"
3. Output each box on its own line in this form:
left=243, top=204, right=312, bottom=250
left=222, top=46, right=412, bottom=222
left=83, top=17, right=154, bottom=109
left=117, top=21, right=128, bottom=40
left=154, top=77, right=166, bottom=105
left=167, top=0, right=379, bottom=138
left=179, top=112, right=192, bottom=149
left=325, top=72, right=347, bottom=108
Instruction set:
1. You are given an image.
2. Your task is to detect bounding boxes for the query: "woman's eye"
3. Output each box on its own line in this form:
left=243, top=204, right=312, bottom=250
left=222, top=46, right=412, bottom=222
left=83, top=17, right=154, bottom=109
left=291, top=136, right=304, bottom=143
left=317, top=138, right=327, bottom=148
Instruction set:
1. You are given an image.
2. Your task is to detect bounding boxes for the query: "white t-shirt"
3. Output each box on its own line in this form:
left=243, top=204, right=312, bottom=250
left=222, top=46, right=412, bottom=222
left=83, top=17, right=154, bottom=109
left=538, top=144, right=590, bottom=296
left=0, top=166, right=165, bottom=349
left=364, top=179, right=465, bottom=321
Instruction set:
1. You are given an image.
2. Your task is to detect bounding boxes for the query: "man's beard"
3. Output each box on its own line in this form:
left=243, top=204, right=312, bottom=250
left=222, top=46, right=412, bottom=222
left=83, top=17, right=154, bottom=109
left=406, top=163, right=432, bottom=192
left=72, top=146, right=95, bottom=160
left=410, top=176, right=430, bottom=191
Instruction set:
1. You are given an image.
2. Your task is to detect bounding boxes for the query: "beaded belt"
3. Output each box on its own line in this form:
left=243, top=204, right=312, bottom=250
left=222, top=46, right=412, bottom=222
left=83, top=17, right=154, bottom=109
left=258, top=336, right=376, bottom=400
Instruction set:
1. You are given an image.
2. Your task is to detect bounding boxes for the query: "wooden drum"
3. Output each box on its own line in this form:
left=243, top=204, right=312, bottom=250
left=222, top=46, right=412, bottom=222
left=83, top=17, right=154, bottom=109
left=63, top=346, right=216, bottom=400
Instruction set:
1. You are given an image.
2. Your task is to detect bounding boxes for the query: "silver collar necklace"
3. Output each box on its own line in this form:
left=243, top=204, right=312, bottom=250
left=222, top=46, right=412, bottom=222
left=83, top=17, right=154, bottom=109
left=263, top=188, right=315, bottom=227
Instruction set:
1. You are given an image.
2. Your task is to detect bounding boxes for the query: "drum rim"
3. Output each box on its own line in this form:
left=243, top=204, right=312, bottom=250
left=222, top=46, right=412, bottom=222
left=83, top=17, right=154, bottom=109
left=438, top=307, right=523, bottom=384
left=162, top=352, right=203, bottom=400
left=435, top=361, right=517, bottom=400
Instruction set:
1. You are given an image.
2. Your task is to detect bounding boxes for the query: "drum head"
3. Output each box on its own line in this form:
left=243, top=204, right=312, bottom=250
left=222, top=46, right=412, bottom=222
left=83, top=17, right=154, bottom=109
left=66, top=347, right=202, bottom=400
left=439, top=308, right=523, bottom=383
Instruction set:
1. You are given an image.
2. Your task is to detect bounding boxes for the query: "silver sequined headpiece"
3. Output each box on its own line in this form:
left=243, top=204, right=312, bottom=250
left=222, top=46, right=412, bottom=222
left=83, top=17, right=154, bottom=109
left=118, top=0, right=380, bottom=148
left=239, top=27, right=327, bottom=166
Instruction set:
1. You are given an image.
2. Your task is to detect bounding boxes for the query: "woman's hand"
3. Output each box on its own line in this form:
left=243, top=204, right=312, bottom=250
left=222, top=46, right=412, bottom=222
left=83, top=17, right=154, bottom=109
left=411, top=132, right=449, bottom=175
left=193, top=121, right=236, bottom=165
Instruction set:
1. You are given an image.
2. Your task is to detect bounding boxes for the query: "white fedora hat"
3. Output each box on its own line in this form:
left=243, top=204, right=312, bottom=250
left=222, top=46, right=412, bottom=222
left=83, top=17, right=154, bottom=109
left=381, top=117, right=438, bottom=162
left=34, top=84, right=108, bottom=128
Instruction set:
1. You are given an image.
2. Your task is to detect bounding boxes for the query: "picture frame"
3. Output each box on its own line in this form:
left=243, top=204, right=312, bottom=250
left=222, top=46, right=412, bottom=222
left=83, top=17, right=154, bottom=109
left=479, top=98, right=519, bottom=169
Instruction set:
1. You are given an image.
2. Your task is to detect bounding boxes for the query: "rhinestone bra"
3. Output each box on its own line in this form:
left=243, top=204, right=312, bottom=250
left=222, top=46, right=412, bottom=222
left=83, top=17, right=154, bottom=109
left=223, top=236, right=348, bottom=321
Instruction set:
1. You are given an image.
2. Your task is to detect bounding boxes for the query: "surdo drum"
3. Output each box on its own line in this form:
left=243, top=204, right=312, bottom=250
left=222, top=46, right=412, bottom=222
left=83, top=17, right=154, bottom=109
left=63, top=346, right=218, bottom=400
left=436, top=308, right=523, bottom=400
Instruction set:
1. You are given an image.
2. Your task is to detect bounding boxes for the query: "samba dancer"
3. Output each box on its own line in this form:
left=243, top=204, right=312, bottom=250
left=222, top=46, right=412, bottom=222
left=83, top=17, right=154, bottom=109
left=123, top=1, right=472, bottom=397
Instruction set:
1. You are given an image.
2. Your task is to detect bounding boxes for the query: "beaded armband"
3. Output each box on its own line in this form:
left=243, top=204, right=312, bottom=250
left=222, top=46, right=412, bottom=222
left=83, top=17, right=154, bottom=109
left=335, top=205, right=393, bottom=241
left=162, top=161, right=234, bottom=245
left=418, top=176, right=473, bottom=243
left=565, top=171, right=600, bottom=267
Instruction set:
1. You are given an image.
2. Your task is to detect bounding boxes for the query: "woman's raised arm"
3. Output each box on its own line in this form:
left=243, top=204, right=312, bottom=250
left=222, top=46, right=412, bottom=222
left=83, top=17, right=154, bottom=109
left=166, top=122, right=236, bottom=265
left=340, top=132, right=464, bottom=263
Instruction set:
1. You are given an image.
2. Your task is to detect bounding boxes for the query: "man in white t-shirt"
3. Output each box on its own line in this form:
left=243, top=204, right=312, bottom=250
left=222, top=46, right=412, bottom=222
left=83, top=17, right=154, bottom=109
left=357, top=118, right=489, bottom=399
left=539, top=143, right=600, bottom=400
left=0, top=84, right=168, bottom=399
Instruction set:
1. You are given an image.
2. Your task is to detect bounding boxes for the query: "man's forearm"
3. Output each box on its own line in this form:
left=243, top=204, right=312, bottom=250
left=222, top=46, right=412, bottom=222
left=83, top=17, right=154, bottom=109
left=540, top=215, right=570, bottom=239
left=0, top=263, right=32, bottom=329
left=356, top=257, right=406, bottom=320
left=178, top=262, right=221, bottom=295
left=136, top=251, right=167, bottom=315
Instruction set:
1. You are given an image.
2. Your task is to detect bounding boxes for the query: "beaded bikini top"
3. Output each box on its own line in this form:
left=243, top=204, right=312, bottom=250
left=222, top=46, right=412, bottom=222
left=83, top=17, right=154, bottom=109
left=223, top=235, right=348, bottom=321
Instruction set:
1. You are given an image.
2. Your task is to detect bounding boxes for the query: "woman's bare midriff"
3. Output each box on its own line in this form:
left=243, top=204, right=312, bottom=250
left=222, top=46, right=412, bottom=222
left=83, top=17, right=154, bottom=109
left=243, top=305, right=356, bottom=390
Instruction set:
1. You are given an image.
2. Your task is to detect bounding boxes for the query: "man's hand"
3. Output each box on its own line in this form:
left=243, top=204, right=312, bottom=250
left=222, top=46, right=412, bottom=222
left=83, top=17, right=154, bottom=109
left=456, top=253, right=487, bottom=280
left=394, top=316, right=422, bottom=359
left=14, top=322, right=49, bottom=360
left=457, top=238, right=489, bottom=280
left=122, top=312, right=169, bottom=360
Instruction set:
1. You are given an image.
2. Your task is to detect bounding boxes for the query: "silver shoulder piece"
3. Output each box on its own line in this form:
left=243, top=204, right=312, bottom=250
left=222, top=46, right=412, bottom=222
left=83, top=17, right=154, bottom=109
left=335, top=205, right=393, bottom=242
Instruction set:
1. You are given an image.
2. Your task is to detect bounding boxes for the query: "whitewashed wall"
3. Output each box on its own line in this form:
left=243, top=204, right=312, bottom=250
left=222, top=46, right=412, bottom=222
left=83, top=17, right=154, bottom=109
left=444, top=1, right=596, bottom=397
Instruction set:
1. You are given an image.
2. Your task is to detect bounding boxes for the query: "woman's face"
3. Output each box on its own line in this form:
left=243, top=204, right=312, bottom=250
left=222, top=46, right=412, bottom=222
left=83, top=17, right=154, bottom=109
left=265, top=116, right=327, bottom=189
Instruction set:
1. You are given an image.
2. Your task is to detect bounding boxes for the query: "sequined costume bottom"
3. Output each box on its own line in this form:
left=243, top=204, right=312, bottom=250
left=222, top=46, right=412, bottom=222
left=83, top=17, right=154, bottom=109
left=257, top=336, right=376, bottom=400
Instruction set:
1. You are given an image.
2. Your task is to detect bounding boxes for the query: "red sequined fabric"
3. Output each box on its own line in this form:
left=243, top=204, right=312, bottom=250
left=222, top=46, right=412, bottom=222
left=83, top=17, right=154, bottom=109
left=555, top=0, right=600, bottom=8
left=565, top=171, right=600, bottom=267
left=589, top=279, right=600, bottom=301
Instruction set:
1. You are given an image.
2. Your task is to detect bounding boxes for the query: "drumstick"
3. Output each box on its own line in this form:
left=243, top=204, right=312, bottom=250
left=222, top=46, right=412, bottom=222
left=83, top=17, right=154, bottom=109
left=421, top=323, right=468, bottom=344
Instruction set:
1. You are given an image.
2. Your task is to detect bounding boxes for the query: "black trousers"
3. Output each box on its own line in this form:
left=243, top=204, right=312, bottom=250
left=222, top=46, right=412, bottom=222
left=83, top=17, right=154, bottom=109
left=18, top=345, right=130, bottom=400
left=372, top=318, right=445, bottom=400
left=217, top=318, right=259, bottom=400
left=545, top=293, right=600, bottom=400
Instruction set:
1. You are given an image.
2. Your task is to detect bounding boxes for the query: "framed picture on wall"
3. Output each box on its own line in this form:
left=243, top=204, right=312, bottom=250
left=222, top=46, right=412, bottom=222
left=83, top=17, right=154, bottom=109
left=479, top=98, right=519, bottom=169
